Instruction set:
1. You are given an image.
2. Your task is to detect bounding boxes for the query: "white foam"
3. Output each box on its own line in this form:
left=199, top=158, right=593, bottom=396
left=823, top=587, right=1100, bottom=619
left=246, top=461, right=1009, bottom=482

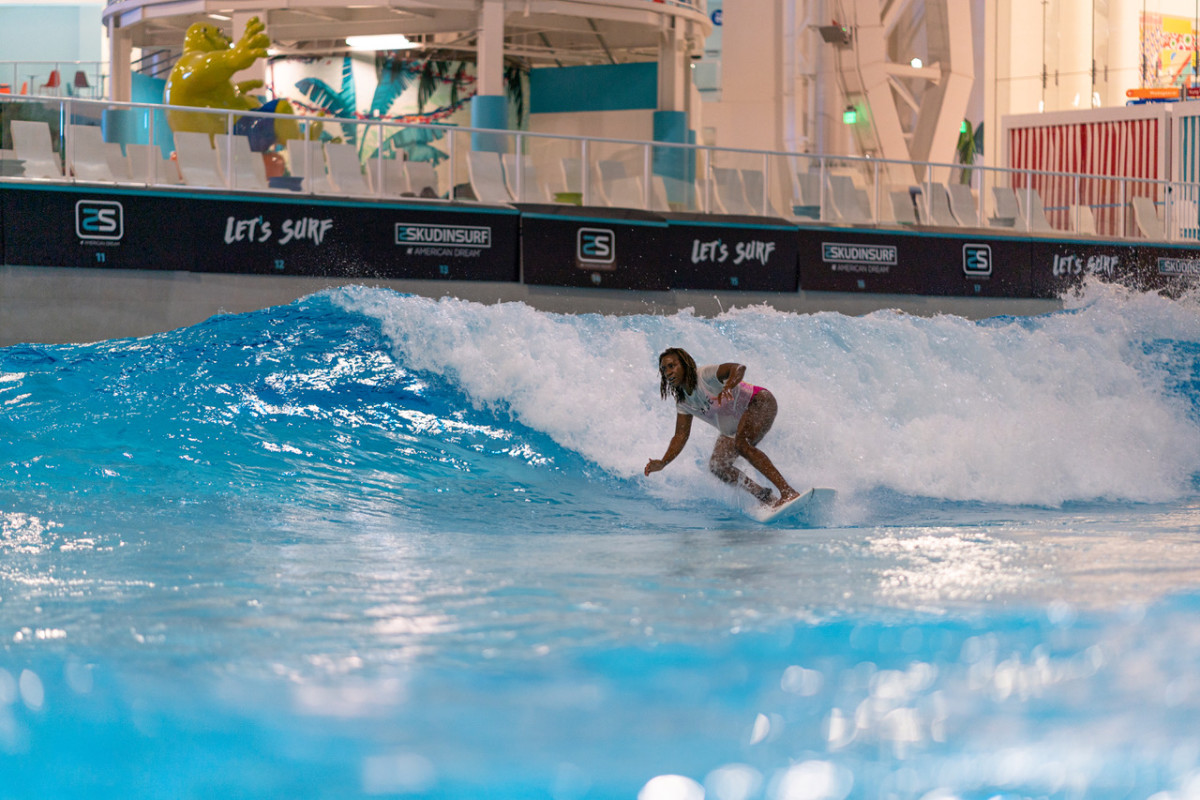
left=335, top=282, right=1200, bottom=507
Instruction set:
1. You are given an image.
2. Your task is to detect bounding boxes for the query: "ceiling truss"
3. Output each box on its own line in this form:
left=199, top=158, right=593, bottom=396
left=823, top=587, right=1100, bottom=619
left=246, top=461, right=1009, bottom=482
left=104, top=0, right=710, bottom=68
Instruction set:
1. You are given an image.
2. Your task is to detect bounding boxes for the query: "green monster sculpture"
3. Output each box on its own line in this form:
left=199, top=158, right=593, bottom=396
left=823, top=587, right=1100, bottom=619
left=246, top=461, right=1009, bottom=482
left=163, top=16, right=314, bottom=143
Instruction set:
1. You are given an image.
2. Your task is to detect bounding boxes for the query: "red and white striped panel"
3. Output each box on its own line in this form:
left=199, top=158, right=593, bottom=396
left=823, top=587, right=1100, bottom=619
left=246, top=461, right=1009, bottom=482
left=1008, top=117, right=1160, bottom=235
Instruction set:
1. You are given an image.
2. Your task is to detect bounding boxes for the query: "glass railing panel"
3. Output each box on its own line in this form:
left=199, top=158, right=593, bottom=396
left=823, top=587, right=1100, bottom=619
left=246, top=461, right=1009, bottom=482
left=505, top=131, right=567, bottom=204
left=1168, top=180, right=1200, bottom=241
left=978, top=166, right=1014, bottom=231
left=787, top=152, right=825, bottom=222
left=584, top=136, right=648, bottom=210
left=372, top=118, right=427, bottom=199
left=11, top=94, right=1200, bottom=246
left=1123, top=176, right=1166, bottom=241
left=814, top=158, right=878, bottom=225
left=441, top=125, right=521, bottom=204
left=704, top=147, right=767, bottom=216
left=540, top=136, right=583, bottom=206
left=62, top=99, right=130, bottom=184
left=1075, top=174, right=1112, bottom=236
left=2, top=96, right=65, bottom=181
left=756, top=151, right=797, bottom=220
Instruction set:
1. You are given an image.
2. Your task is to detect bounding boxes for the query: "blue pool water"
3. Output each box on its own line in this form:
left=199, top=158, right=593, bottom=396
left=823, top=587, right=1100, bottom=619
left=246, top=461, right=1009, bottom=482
left=4, top=283, right=1200, bottom=798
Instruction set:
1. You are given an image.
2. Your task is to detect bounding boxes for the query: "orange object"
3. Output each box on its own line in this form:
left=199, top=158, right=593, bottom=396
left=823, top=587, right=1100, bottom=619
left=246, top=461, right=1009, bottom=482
left=1125, top=86, right=1181, bottom=99
left=39, top=69, right=61, bottom=94
left=262, top=151, right=285, bottom=179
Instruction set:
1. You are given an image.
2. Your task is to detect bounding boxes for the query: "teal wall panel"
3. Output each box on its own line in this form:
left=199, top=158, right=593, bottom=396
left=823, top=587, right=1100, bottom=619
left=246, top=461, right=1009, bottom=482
left=530, top=63, right=657, bottom=114
left=471, top=94, right=509, bottom=152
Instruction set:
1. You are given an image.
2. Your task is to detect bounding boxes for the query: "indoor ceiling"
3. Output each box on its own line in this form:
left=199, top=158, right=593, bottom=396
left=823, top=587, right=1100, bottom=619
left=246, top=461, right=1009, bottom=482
left=102, top=0, right=712, bottom=66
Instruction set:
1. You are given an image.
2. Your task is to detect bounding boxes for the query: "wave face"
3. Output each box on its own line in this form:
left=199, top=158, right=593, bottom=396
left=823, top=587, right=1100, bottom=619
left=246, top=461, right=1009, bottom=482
left=8, top=283, right=1200, bottom=518
left=4, top=284, right=1200, bottom=797
left=339, top=282, right=1200, bottom=508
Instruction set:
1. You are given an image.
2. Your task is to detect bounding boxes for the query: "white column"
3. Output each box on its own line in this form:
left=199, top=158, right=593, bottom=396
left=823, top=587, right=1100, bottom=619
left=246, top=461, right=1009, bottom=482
left=1107, top=0, right=1140, bottom=106
left=983, top=0, right=999, bottom=194
left=658, top=18, right=687, bottom=112
left=477, top=0, right=505, bottom=97
left=108, top=18, right=131, bottom=102
left=472, top=0, right=508, bottom=148
left=1056, top=0, right=1092, bottom=110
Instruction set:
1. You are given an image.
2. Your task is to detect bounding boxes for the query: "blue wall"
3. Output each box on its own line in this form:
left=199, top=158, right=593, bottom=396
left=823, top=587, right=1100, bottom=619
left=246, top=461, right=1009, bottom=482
left=529, top=63, right=657, bottom=114
left=0, top=4, right=102, bottom=65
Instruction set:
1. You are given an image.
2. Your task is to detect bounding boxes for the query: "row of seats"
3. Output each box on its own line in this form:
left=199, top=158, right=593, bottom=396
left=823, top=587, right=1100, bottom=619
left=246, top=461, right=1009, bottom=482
left=465, top=150, right=676, bottom=210
left=1, top=120, right=1179, bottom=239
left=814, top=173, right=1167, bottom=238
left=795, top=174, right=986, bottom=228
left=6, top=120, right=441, bottom=198
left=468, top=155, right=790, bottom=216
left=171, top=133, right=440, bottom=197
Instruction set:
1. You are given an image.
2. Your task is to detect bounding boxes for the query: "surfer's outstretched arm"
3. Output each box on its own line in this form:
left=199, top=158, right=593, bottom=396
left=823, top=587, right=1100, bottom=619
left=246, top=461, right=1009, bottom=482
left=644, top=413, right=693, bottom=475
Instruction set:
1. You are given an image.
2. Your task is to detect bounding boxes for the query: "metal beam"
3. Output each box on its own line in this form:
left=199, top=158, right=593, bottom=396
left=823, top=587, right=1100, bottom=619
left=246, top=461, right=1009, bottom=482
left=586, top=18, right=617, bottom=64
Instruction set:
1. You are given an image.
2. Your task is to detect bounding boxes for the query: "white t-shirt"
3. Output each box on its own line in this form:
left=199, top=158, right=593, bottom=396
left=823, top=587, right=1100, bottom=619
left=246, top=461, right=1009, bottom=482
left=676, top=364, right=755, bottom=437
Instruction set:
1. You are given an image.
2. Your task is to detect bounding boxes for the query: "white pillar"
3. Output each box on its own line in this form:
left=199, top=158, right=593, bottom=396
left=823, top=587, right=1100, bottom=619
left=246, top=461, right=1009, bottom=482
left=1055, top=0, right=1092, bottom=110
left=658, top=18, right=687, bottom=112
left=108, top=18, right=131, bottom=102
left=1107, top=0, right=1140, bottom=106
left=983, top=0, right=998, bottom=190
left=472, top=0, right=508, bottom=147
left=477, top=0, right=505, bottom=98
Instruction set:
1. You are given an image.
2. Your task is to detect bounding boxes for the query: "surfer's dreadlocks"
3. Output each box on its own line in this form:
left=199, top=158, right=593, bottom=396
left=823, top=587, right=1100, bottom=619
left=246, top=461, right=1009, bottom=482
left=658, top=347, right=698, bottom=403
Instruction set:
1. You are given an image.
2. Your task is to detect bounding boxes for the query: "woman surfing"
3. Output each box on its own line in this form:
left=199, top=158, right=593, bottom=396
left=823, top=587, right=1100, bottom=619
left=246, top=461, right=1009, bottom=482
left=644, top=347, right=800, bottom=509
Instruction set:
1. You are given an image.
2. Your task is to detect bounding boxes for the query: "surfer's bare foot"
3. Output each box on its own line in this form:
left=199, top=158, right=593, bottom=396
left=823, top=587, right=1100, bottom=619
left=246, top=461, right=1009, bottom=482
left=773, top=489, right=800, bottom=508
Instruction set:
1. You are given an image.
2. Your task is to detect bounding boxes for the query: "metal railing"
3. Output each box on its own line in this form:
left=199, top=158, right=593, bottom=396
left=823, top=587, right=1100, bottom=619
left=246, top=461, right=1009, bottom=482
left=0, top=93, right=1195, bottom=244
left=131, top=49, right=176, bottom=79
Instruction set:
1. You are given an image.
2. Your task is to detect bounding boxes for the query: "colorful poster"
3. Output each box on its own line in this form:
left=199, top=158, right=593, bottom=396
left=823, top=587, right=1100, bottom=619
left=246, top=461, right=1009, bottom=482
left=1141, top=13, right=1199, bottom=87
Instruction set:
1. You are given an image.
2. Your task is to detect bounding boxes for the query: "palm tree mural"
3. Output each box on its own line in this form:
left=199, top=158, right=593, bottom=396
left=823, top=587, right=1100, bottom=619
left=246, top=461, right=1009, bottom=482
left=291, top=52, right=526, bottom=167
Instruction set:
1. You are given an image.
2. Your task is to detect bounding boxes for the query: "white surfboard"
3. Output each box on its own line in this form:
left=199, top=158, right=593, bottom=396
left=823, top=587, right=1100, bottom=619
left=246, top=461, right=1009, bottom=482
left=749, top=487, right=837, bottom=524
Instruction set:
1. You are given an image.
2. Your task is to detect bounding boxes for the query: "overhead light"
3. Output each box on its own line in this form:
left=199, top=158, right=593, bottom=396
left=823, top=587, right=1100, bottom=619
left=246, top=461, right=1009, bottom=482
left=910, top=57, right=923, bottom=69
left=208, top=13, right=231, bottom=21
left=843, top=105, right=858, bottom=125
left=345, top=34, right=418, bottom=51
